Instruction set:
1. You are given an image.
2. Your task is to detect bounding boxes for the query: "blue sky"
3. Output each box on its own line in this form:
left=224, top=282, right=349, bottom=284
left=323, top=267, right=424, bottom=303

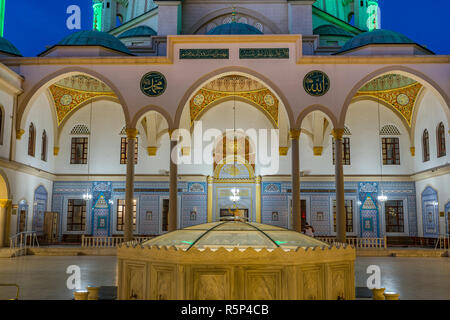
left=4, top=0, right=450, bottom=56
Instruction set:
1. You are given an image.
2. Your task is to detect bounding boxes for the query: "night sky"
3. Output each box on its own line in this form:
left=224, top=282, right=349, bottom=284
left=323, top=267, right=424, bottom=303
left=4, top=0, right=450, bottom=57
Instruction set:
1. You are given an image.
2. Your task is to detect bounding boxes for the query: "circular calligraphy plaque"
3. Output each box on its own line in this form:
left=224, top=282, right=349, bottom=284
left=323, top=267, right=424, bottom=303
left=396, top=93, right=409, bottom=106
left=303, top=70, right=330, bottom=97
left=140, top=71, right=167, bottom=97
left=60, top=94, right=73, bottom=106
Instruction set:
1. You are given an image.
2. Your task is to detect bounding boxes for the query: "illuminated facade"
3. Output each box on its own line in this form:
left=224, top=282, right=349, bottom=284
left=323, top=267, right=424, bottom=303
left=0, top=0, right=448, bottom=249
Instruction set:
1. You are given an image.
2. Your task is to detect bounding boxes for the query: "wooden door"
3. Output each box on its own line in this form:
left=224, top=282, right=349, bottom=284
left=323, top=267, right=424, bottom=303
left=43, top=212, right=59, bottom=243
left=18, top=210, right=26, bottom=232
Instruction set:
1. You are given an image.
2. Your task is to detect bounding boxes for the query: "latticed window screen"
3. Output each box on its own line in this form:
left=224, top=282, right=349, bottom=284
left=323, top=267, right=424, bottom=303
left=380, top=125, right=401, bottom=136
left=333, top=199, right=353, bottom=233
left=70, top=137, right=88, bottom=164
left=332, top=137, right=351, bottom=165
left=120, top=137, right=138, bottom=164
left=116, top=199, right=136, bottom=231
left=67, top=199, right=86, bottom=231
left=422, top=129, right=430, bottom=162
left=437, top=122, right=446, bottom=158
left=28, top=123, right=36, bottom=157
left=382, top=137, right=400, bottom=165
left=385, top=200, right=404, bottom=233
left=70, top=124, right=90, bottom=135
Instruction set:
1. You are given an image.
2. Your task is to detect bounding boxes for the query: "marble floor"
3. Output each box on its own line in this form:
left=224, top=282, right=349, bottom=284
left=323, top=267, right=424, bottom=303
left=0, top=256, right=449, bottom=300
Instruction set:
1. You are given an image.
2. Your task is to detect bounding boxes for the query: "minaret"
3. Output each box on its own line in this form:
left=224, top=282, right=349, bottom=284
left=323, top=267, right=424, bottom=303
left=354, top=0, right=380, bottom=31
left=0, top=0, right=5, bottom=37
left=93, top=0, right=103, bottom=31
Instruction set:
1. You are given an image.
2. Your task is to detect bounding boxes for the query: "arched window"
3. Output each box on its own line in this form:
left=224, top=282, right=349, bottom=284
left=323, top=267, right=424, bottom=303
left=28, top=123, right=36, bottom=157
left=422, top=129, right=430, bottom=162
left=0, top=106, right=4, bottom=145
left=437, top=122, right=446, bottom=158
left=41, top=130, right=47, bottom=161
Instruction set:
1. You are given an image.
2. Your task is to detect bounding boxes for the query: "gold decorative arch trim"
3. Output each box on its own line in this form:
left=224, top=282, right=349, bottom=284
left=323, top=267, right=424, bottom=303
left=190, top=87, right=279, bottom=127
left=49, top=84, right=116, bottom=125
left=354, top=82, right=422, bottom=127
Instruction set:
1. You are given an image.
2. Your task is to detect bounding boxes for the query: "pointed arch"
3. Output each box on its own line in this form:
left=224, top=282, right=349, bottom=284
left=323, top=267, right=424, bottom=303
left=339, top=66, right=450, bottom=128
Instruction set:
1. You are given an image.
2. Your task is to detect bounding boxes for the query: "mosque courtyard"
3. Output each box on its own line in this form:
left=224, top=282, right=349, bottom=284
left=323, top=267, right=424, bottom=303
left=0, top=255, right=448, bottom=300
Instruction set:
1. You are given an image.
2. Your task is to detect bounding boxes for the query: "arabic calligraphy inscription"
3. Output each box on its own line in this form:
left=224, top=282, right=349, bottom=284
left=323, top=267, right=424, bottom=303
left=303, top=71, right=330, bottom=97
left=140, top=71, right=167, bottom=97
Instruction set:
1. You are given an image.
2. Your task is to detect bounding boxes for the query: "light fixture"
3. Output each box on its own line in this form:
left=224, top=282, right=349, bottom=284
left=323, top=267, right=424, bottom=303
left=229, top=188, right=240, bottom=202
left=83, top=193, right=92, bottom=200
left=377, top=194, right=387, bottom=202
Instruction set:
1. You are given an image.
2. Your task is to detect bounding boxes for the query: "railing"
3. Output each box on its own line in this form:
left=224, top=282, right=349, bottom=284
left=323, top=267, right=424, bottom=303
left=316, top=236, right=387, bottom=249
left=0, top=284, right=20, bottom=300
left=9, top=231, right=39, bottom=257
left=81, top=235, right=153, bottom=248
left=434, top=234, right=449, bottom=251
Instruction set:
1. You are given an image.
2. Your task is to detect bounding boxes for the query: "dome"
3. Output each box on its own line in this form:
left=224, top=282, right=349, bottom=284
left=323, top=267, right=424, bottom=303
left=142, top=220, right=328, bottom=251
left=0, top=37, right=22, bottom=56
left=118, top=25, right=157, bottom=39
left=313, top=24, right=353, bottom=37
left=338, top=29, right=415, bottom=53
left=207, top=22, right=263, bottom=35
left=57, top=30, right=131, bottom=54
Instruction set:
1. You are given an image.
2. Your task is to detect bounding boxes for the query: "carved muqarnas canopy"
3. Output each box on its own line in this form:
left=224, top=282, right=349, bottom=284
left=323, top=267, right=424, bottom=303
left=49, top=75, right=116, bottom=125
left=190, top=75, right=279, bottom=127
left=355, top=74, right=422, bottom=127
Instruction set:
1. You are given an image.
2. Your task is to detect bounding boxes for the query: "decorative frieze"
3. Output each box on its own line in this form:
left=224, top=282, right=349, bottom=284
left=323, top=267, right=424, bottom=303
left=179, top=49, right=229, bottom=59
left=239, top=48, right=289, bottom=59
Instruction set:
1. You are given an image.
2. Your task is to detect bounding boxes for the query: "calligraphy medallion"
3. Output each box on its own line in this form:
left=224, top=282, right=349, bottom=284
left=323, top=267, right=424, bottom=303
left=140, top=71, right=167, bottom=97
left=303, top=71, right=330, bottom=97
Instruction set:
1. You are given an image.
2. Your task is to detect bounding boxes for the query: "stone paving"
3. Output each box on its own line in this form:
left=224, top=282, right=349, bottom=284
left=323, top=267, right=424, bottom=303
left=0, top=256, right=448, bottom=300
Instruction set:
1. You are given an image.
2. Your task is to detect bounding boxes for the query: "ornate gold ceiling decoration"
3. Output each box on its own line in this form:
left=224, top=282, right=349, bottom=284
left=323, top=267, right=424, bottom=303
left=55, top=75, right=113, bottom=93
left=49, top=84, right=116, bottom=125
left=190, top=75, right=279, bottom=127
left=354, top=82, right=422, bottom=127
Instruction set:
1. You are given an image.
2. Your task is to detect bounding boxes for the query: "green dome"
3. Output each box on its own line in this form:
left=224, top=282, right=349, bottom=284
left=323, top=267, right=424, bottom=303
left=338, top=29, right=415, bottom=53
left=314, top=24, right=353, bottom=37
left=58, top=30, right=131, bottom=54
left=0, top=37, right=21, bottom=56
left=118, top=25, right=157, bottom=39
left=207, top=22, right=263, bottom=35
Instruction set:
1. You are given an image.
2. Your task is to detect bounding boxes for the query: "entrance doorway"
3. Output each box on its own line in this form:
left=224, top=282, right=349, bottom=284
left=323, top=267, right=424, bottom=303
left=43, top=212, right=59, bottom=243
left=18, top=210, right=27, bottom=232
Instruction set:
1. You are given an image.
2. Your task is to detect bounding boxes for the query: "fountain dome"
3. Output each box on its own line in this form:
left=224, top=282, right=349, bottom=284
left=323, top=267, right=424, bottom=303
left=117, top=220, right=355, bottom=300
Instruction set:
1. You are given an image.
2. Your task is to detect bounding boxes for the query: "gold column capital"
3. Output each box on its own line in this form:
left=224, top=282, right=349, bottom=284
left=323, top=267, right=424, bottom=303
left=53, top=147, right=60, bottom=156
left=125, top=128, right=138, bottom=139
left=168, top=129, right=178, bottom=140
left=207, top=176, right=214, bottom=184
left=331, top=128, right=345, bottom=140
left=313, top=146, right=323, bottom=156
left=255, top=175, right=262, bottom=184
left=147, top=147, right=157, bottom=156
left=16, top=129, right=25, bottom=140
left=279, top=147, right=288, bottom=156
left=410, top=147, right=415, bottom=157
left=289, top=129, right=301, bottom=140
left=181, top=147, right=190, bottom=156
left=0, top=199, right=12, bottom=208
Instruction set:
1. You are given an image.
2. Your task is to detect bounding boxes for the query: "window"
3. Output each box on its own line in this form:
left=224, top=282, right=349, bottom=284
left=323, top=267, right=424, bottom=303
left=333, top=199, right=353, bottom=233
left=70, top=137, right=88, bottom=164
left=116, top=199, right=136, bottom=231
left=67, top=199, right=86, bottom=231
left=437, top=122, right=446, bottom=158
left=120, top=137, right=138, bottom=164
left=382, top=137, right=400, bottom=165
left=422, top=129, right=430, bottom=162
left=41, top=130, right=47, bottom=161
left=28, top=123, right=36, bottom=156
left=162, top=199, right=169, bottom=232
left=0, top=106, right=3, bottom=145
left=385, top=200, right=404, bottom=233
left=332, top=137, right=351, bottom=165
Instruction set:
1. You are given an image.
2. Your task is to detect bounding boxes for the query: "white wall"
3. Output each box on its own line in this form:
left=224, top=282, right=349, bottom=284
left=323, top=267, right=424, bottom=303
left=2, top=167, right=53, bottom=236
left=15, top=92, right=56, bottom=173
left=413, top=89, right=450, bottom=172
left=0, top=90, right=14, bottom=160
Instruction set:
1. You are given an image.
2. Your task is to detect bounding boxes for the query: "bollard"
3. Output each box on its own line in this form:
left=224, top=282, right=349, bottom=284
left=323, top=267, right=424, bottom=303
left=372, top=288, right=386, bottom=300
left=73, top=290, right=89, bottom=300
left=87, top=286, right=100, bottom=300
left=384, top=292, right=400, bottom=300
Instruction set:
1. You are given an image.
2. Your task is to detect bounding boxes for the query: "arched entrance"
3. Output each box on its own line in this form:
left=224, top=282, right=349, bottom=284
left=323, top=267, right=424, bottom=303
left=0, top=169, right=11, bottom=247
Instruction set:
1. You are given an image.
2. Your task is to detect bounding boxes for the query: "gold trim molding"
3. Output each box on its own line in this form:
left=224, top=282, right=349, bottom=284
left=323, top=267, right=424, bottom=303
left=279, top=147, right=288, bottom=156
left=147, top=147, right=157, bottom=156
left=16, top=129, right=24, bottom=140
left=313, top=146, right=323, bottom=156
